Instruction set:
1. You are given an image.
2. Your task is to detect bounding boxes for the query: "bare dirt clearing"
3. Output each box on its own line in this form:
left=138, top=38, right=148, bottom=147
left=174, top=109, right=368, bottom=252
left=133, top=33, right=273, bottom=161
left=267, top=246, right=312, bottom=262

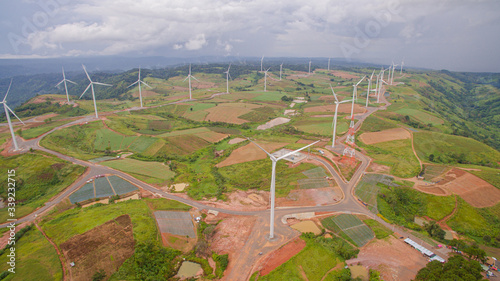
left=60, top=214, right=134, bottom=281
left=256, top=117, right=291, bottom=130
left=359, top=128, right=411, bottom=144
left=216, top=141, right=288, bottom=167
left=346, top=236, right=428, bottom=281
left=228, top=137, right=246, bottom=144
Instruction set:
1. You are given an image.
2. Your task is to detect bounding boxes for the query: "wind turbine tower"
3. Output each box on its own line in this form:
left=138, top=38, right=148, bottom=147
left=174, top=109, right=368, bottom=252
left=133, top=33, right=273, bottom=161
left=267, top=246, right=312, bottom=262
left=330, top=84, right=351, bottom=148
left=128, top=67, right=152, bottom=108
left=279, top=62, right=283, bottom=81
left=366, top=70, right=374, bottom=107
left=308, top=60, right=312, bottom=75
left=247, top=138, right=320, bottom=239
left=260, top=56, right=264, bottom=72
left=56, top=67, right=77, bottom=103
left=391, top=63, right=398, bottom=85
left=183, top=64, right=199, bottom=100
left=224, top=64, right=231, bottom=93
left=328, top=57, right=331, bottom=71
left=264, top=67, right=270, bottom=92
left=400, top=59, right=404, bottom=75
left=1, top=80, right=24, bottom=151
left=80, top=64, right=112, bottom=119
left=342, top=77, right=364, bottom=163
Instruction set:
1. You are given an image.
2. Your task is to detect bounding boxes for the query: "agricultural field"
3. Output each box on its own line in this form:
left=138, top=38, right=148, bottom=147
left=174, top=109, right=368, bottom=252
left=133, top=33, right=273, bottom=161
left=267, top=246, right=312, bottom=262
left=0, top=226, right=62, bottom=281
left=421, top=164, right=450, bottom=181
left=102, top=159, right=175, bottom=185
left=355, top=174, right=396, bottom=213
left=394, top=107, right=444, bottom=126
left=324, top=214, right=375, bottom=247
left=294, top=117, right=349, bottom=136
left=21, top=119, right=74, bottom=139
left=0, top=152, right=85, bottom=223
left=69, top=175, right=139, bottom=203
left=413, top=131, right=500, bottom=167
left=358, top=115, right=398, bottom=133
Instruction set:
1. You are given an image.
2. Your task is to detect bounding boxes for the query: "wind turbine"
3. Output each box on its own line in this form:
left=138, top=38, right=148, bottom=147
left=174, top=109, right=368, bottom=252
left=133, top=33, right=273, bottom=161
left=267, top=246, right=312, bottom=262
left=366, top=70, right=375, bottom=107
left=80, top=64, right=112, bottom=119
left=260, top=55, right=265, bottom=72
left=391, top=62, right=398, bottom=85
left=378, top=77, right=388, bottom=103
left=400, top=59, right=404, bottom=75
left=279, top=62, right=283, bottom=81
left=330, top=84, right=351, bottom=148
left=351, top=76, right=366, bottom=116
left=183, top=64, right=199, bottom=100
left=55, top=67, right=77, bottom=103
left=1, top=80, right=24, bottom=151
left=328, top=57, right=331, bottom=71
left=247, top=138, right=320, bottom=239
left=264, top=67, right=270, bottom=92
left=223, top=64, right=231, bottom=93
left=308, top=60, right=312, bottom=75
left=127, top=67, right=152, bottom=108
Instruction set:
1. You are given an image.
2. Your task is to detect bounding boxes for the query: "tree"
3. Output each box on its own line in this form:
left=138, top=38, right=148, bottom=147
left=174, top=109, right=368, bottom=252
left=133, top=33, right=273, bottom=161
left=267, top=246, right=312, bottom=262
left=424, top=221, right=445, bottom=240
left=92, top=269, right=106, bottom=281
left=414, top=255, right=483, bottom=281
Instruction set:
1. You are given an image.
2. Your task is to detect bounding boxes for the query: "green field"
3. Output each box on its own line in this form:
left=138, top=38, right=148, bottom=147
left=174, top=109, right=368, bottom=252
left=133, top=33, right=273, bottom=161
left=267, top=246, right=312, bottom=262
left=327, top=214, right=374, bottom=247
left=0, top=152, right=85, bottom=223
left=355, top=174, right=395, bottom=213
left=448, top=198, right=500, bottom=239
left=413, top=131, right=500, bottom=167
left=94, top=128, right=138, bottom=151
left=295, top=118, right=349, bottom=136
left=360, top=139, right=421, bottom=178
left=40, top=199, right=157, bottom=245
left=0, top=227, right=62, bottom=281
left=158, top=127, right=210, bottom=138
left=363, top=219, right=392, bottom=239
left=421, top=164, right=450, bottom=181
left=102, top=158, right=175, bottom=184
left=358, top=115, right=398, bottom=133
left=394, top=108, right=444, bottom=126
left=255, top=237, right=341, bottom=281
left=143, top=198, right=192, bottom=211
left=21, top=119, right=74, bottom=139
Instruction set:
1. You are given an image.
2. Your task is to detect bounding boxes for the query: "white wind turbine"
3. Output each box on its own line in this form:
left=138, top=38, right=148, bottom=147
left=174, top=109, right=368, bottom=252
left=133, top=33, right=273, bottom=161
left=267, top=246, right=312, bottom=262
left=127, top=67, right=152, bottom=108
left=330, top=84, right=351, bottom=148
left=183, top=64, right=199, bottom=100
left=55, top=67, right=77, bottom=103
left=351, top=76, right=366, bottom=116
left=366, top=70, right=375, bottom=107
left=328, top=57, right=331, bottom=71
left=308, top=60, right=312, bottom=75
left=264, top=67, right=270, bottom=92
left=80, top=64, right=112, bottom=119
left=260, top=55, right=265, bottom=72
left=400, top=59, right=404, bottom=75
left=1, top=80, right=24, bottom=151
left=378, top=77, right=389, bottom=103
left=391, top=62, right=398, bottom=85
left=223, top=64, right=231, bottom=93
left=247, top=138, right=320, bottom=239
left=279, top=62, right=283, bottom=81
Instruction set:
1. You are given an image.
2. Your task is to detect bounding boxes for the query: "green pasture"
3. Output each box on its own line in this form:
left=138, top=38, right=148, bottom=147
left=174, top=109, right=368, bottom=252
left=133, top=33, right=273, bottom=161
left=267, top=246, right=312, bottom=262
left=394, top=108, right=444, bottom=126
left=294, top=118, right=348, bottom=136
left=102, top=158, right=175, bottom=184
left=21, top=119, right=74, bottom=139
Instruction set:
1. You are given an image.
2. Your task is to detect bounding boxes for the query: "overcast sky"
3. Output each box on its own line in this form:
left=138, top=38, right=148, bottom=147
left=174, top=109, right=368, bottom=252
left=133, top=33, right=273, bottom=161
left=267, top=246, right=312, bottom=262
left=0, top=0, right=499, bottom=72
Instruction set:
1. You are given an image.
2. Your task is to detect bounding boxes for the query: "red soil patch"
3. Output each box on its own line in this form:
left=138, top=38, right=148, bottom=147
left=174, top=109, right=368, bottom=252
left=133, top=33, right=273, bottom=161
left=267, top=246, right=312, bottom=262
left=367, top=162, right=390, bottom=173
left=259, top=237, right=306, bottom=276
left=359, top=128, right=410, bottom=144
left=304, top=103, right=365, bottom=114
left=347, top=236, right=428, bottom=281
left=30, top=113, right=59, bottom=122
left=197, top=131, right=229, bottom=143
left=436, top=168, right=500, bottom=208
left=60, top=214, right=134, bottom=281
left=216, top=141, right=288, bottom=167
left=330, top=70, right=360, bottom=79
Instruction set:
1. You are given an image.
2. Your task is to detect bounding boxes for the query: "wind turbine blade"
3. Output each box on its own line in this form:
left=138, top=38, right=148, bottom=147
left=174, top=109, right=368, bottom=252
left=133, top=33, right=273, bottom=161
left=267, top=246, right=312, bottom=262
left=246, top=138, right=274, bottom=160
left=93, top=82, right=112, bottom=87
left=6, top=105, right=24, bottom=125
left=55, top=80, right=65, bottom=87
left=183, top=76, right=189, bottom=82
left=228, top=63, right=231, bottom=72
left=191, top=75, right=200, bottom=82
left=66, top=79, right=77, bottom=85
left=3, top=79, right=13, bottom=103
left=80, top=84, right=91, bottom=99
left=339, top=99, right=352, bottom=104
left=82, top=64, right=92, bottom=82
left=356, top=76, right=366, bottom=86
left=329, top=83, right=338, bottom=103
left=276, top=140, right=320, bottom=161
left=141, top=81, right=152, bottom=89
left=128, top=81, right=139, bottom=88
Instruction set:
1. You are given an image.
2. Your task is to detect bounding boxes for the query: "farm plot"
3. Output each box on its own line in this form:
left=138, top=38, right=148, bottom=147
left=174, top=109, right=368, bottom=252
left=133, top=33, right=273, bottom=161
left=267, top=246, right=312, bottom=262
left=294, top=118, right=349, bottom=136
left=102, top=158, right=175, bottom=184
left=154, top=211, right=195, bottom=238
left=204, top=103, right=262, bottom=124
left=359, top=128, right=410, bottom=145
left=303, top=167, right=327, bottom=178
left=128, top=135, right=158, bottom=153
left=298, top=167, right=330, bottom=189
left=421, top=164, right=450, bottom=181
left=327, top=214, right=374, bottom=247
left=69, top=176, right=139, bottom=204
left=158, top=127, right=211, bottom=138
left=394, top=108, right=444, bottom=126
left=216, top=141, right=288, bottom=167
left=355, top=174, right=396, bottom=213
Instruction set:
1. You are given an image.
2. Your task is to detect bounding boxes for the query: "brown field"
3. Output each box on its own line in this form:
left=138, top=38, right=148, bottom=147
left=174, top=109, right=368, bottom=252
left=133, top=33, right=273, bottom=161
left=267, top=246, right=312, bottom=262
left=196, top=131, right=229, bottom=143
left=204, top=103, right=262, bottom=124
left=346, top=236, right=428, bottom=281
left=216, top=141, right=288, bottom=167
left=277, top=187, right=342, bottom=207
left=60, top=215, right=134, bottom=281
left=130, top=89, right=158, bottom=98
left=330, top=70, right=360, bottom=79
left=259, top=237, right=306, bottom=276
left=290, top=221, right=322, bottom=235
left=435, top=168, right=500, bottom=208
left=228, top=137, right=246, bottom=144
left=161, top=232, right=196, bottom=252
left=304, top=103, right=365, bottom=114
left=359, top=128, right=411, bottom=144
left=166, top=134, right=210, bottom=153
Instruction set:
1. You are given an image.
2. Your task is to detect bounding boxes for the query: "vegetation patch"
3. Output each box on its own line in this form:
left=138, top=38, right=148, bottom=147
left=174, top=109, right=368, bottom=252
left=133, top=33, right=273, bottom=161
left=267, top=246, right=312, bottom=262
left=102, top=158, right=175, bottom=184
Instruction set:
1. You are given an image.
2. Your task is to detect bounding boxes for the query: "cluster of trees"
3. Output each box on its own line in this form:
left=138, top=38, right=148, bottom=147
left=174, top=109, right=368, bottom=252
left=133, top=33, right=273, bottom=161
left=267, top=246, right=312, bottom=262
left=423, top=221, right=446, bottom=240
left=415, top=255, right=483, bottom=281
